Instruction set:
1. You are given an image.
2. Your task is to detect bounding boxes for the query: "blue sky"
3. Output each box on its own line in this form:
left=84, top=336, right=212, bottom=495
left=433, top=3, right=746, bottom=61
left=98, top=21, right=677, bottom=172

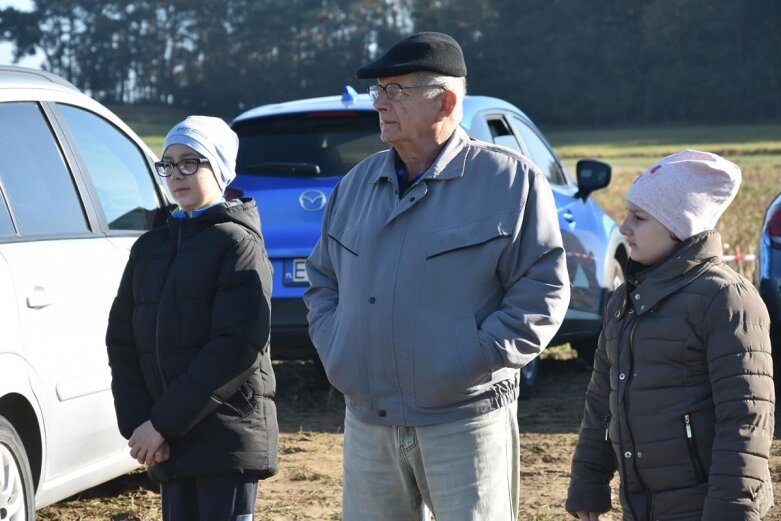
left=0, top=0, right=43, bottom=68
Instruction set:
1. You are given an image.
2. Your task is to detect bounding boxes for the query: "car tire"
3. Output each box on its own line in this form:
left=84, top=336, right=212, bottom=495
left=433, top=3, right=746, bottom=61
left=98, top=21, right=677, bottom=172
left=0, top=416, right=35, bottom=521
left=519, top=357, right=540, bottom=399
left=574, top=258, right=625, bottom=368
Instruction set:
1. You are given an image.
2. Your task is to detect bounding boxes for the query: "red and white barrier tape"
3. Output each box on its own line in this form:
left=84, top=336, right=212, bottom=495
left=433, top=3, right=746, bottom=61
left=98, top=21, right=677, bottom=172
left=722, top=254, right=755, bottom=263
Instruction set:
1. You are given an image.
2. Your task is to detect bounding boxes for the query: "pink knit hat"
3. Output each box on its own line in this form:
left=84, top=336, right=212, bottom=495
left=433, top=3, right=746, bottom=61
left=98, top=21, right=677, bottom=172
left=626, top=149, right=741, bottom=240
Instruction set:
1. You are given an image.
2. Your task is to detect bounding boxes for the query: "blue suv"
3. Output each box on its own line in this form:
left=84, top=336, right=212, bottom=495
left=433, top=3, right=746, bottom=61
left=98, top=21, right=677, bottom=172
left=231, top=88, right=627, bottom=394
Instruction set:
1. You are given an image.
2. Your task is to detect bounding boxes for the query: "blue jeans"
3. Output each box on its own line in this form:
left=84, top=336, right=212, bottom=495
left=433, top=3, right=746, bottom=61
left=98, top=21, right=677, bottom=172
left=342, top=402, right=519, bottom=521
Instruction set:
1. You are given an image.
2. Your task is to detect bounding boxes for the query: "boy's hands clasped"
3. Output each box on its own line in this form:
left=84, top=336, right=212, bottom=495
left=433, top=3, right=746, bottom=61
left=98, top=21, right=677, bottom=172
left=128, top=419, right=168, bottom=466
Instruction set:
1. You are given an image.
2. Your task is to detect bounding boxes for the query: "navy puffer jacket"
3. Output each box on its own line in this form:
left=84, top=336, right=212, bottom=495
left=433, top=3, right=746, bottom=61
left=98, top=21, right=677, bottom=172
left=106, top=199, right=278, bottom=480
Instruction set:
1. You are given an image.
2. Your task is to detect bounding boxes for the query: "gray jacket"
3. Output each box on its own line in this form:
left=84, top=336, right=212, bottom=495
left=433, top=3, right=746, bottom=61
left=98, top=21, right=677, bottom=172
left=304, top=127, right=570, bottom=426
left=566, top=231, right=774, bottom=520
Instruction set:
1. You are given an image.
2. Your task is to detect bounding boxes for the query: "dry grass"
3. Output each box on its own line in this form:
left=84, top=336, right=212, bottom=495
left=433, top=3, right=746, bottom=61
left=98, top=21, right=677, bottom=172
left=39, top=359, right=781, bottom=520
left=561, top=152, right=781, bottom=282
left=547, top=124, right=781, bottom=159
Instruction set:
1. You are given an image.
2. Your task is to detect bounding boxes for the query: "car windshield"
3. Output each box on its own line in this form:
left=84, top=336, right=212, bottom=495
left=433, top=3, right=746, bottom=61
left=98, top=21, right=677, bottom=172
left=234, top=111, right=386, bottom=177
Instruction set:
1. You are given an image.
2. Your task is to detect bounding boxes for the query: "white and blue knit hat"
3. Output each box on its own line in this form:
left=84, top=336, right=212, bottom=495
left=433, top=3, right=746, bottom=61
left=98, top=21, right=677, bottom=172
left=163, top=115, right=238, bottom=191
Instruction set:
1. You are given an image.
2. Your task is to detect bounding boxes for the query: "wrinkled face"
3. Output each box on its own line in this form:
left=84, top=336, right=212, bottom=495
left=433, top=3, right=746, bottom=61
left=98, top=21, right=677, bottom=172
left=371, top=73, right=443, bottom=148
left=163, top=144, right=223, bottom=211
left=620, top=202, right=679, bottom=266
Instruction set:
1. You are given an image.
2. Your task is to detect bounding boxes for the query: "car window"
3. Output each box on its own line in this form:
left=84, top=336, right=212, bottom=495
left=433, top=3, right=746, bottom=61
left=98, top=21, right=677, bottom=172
left=233, top=111, right=386, bottom=177
left=485, top=117, right=523, bottom=153
left=0, top=102, right=88, bottom=236
left=56, top=104, right=160, bottom=231
left=510, top=116, right=568, bottom=186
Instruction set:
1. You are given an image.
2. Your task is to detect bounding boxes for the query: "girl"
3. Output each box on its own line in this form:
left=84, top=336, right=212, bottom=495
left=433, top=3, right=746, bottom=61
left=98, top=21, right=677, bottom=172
left=566, top=149, right=774, bottom=521
left=107, top=116, right=277, bottom=521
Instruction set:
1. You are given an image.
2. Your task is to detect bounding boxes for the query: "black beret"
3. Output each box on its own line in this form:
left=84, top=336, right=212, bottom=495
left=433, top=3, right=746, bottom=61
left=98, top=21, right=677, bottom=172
left=356, top=32, right=467, bottom=79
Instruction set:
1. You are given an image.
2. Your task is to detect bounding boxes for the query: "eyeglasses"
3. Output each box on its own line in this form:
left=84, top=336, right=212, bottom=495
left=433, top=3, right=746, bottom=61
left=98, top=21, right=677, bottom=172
left=155, top=158, right=210, bottom=177
left=368, top=83, right=445, bottom=102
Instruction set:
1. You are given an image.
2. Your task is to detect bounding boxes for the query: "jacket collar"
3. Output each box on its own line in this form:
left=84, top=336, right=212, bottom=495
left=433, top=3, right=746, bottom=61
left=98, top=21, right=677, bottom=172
left=170, top=197, right=226, bottom=219
left=624, top=231, right=724, bottom=316
left=369, top=126, right=470, bottom=185
left=166, top=198, right=261, bottom=243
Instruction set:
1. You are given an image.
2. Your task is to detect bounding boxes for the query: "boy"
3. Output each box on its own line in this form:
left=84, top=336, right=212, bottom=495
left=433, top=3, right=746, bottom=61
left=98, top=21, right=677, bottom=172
left=107, top=116, right=278, bottom=521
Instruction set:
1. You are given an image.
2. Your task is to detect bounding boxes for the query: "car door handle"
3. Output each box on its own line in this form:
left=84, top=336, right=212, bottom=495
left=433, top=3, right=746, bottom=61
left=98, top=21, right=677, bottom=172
left=26, top=286, right=54, bottom=309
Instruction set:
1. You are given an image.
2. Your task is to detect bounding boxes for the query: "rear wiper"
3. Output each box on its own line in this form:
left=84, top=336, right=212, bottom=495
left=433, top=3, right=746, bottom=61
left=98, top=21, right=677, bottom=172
left=243, top=162, right=321, bottom=175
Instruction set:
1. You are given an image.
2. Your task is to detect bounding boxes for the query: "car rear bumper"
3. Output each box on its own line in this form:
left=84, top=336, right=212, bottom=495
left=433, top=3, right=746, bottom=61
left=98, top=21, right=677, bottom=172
left=552, top=314, right=602, bottom=345
left=269, top=297, right=317, bottom=360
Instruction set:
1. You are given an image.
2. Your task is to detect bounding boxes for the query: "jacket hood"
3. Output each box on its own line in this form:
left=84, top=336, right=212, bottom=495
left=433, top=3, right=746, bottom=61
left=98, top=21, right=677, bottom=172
left=168, top=198, right=262, bottom=239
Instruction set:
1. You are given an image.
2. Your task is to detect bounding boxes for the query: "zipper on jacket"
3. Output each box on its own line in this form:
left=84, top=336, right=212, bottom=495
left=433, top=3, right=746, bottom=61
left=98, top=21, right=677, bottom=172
left=154, top=314, right=167, bottom=392
left=624, top=317, right=653, bottom=521
left=615, top=309, right=642, bottom=521
left=154, top=220, right=184, bottom=393
left=602, top=414, right=611, bottom=442
left=683, top=414, right=707, bottom=482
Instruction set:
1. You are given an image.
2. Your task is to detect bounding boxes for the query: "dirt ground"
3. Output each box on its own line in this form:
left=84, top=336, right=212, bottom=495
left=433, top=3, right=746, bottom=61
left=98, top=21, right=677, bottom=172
left=39, top=358, right=781, bottom=521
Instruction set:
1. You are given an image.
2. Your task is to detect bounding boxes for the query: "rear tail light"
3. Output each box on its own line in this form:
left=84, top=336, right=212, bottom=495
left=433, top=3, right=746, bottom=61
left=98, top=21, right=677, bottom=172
left=225, top=187, right=244, bottom=200
left=767, top=205, right=781, bottom=250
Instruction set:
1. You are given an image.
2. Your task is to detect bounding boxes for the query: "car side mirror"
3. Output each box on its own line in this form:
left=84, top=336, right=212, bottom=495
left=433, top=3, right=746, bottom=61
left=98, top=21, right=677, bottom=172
left=575, top=159, right=612, bottom=201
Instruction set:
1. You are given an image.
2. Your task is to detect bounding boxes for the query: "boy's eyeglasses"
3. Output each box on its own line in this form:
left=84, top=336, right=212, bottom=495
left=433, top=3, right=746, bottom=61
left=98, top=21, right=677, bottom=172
left=368, top=83, right=445, bottom=102
left=155, top=158, right=210, bottom=177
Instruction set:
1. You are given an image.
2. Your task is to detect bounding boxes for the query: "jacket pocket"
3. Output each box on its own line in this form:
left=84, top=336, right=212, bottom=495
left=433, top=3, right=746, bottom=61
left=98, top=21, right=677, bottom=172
left=413, top=315, right=491, bottom=407
left=649, top=482, right=709, bottom=520
left=328, top=210, right=360, bottom=256
left=425, top=210, right=517, bottom=259
left=316, top=306, right=370, bottom=402
left=218, top=383, right=255, bottom=418
left=310, top=304, right=339, bottom=358
left=682, top=413, right=707, bottom=483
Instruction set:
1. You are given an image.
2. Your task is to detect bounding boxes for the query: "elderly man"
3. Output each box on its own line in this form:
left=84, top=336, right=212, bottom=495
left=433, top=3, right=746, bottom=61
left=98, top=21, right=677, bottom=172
left=304, top=32, right=570, bottom=521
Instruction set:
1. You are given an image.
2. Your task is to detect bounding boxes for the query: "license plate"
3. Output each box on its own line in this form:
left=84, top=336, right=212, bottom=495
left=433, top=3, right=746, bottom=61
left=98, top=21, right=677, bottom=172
left=284, top=258, right=309, bottom=285
left=293, top=259, right=308, bottom=283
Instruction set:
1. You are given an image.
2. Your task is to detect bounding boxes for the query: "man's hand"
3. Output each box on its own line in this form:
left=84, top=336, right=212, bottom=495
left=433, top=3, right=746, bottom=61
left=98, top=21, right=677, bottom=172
left=128, top=420, right=165, bottom=466
left=577, top=512, right=601, bottom=521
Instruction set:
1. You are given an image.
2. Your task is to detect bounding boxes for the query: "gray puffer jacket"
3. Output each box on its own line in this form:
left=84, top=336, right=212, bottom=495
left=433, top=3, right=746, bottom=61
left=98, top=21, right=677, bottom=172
left=566, top=231, right=774, bottom=521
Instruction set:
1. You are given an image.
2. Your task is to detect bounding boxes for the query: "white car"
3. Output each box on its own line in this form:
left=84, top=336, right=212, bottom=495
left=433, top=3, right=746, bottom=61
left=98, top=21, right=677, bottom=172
left=0, top=65, right=167, bottom=518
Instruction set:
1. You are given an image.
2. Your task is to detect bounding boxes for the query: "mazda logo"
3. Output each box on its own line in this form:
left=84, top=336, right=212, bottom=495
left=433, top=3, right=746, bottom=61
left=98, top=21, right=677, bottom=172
left=299, top=190, right=327, bottom=212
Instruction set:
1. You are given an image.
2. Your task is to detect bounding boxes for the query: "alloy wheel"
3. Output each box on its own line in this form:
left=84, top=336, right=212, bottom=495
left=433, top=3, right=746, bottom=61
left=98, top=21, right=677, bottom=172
left=0, top=443, right=26, bottom=521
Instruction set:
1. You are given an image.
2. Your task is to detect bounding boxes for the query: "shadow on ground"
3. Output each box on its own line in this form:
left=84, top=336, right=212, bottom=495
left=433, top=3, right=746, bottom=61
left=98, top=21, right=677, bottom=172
left=519, top=358, right=592, bottom=435
left=274, top=360, right=346, bottom=434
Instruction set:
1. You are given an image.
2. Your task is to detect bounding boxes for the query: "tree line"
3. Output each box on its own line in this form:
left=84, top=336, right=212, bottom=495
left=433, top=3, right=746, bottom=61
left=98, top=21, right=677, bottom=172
left=1, top=0, right=779, bottom=126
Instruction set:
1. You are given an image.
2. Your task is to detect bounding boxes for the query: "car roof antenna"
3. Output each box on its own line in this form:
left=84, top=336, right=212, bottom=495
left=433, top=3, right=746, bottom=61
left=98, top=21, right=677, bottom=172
left=341, top=85, right=358, bottom=107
